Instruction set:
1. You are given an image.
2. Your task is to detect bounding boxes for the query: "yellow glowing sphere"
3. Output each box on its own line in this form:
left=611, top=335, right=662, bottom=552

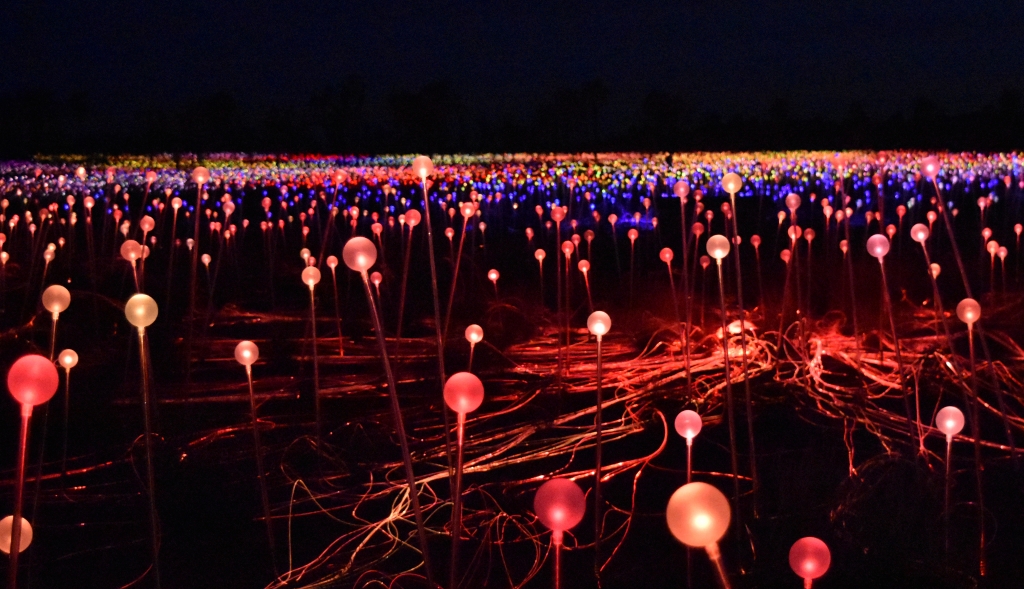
left=666, top=482, right=731, bottom=548
left=125, top=294, right=158, bottom=328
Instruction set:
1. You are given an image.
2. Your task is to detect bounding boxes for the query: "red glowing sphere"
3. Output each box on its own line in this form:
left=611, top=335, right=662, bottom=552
left=7, top=355, right=59, bottom=407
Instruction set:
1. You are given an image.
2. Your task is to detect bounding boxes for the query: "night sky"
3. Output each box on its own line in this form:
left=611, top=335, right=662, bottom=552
left=2, top=0, right=1023, bottom=153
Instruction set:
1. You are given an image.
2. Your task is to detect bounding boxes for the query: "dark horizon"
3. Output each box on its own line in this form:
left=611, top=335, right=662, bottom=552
left=3, top=0, right=1024, bottom=155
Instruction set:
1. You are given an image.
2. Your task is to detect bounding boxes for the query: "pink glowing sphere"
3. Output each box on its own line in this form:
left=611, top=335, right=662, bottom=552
left=125, top=294, right=158, bottom=328
left=343, top=237, right=377, bottom=273
left=550, top=206, right=565, bottom=222
left=561, top=241, right=574, bottom=256
left=666, top=482, right=731, bottom=548
left=784, top=193, right=801, bottom=212
left=920, top=156, right=940, bottom=179
left=674, top=181, right=690, bottom=199
left=930, top=263, right=941, bottom=278
left=371, top=222, right=383, bottom=235
left=584, top=229, right=595, bottom=243
left=750, top=234, right=761, bottom=249
left=465, top=324, right=484, bottom=345
left=443, top=372, right=485, bottom=414
left=488, top=269, right=499, bottom=282
left=986, top=240, right=999, bottom=255
left=445, top=227, right=455, bottom=240
left=405, top=209, right=421, bottom=227
left=691, top=222, right=704, bottom=237
left=578, top=260, right=590, bottom=273
left=866, top=234, right=890, bottom=259
left=587, top=311, right=611, bottom=337
left=910, top=223, right=929, bottom=243
left=804, top=228, right=816, bottom=242
left=412, top=156, right=434, bottom=179
left=42, top=284, right=71, bottom=314
left=998, top=246, right=1008, bottom=260
left=301, top=267, right=321, bottom=288
left=721, top=173, right=742, bottom=194
left=326, top=256, right=338, bottom=270
left=0, top=516, right=32, bottom=554
left=674, top=410, right=702, bottom=440
left=787, top=225, right=802, bottom=241
left=789, top=537, right=831, bottom=581
left=58, top=350, right=78, bottom=371
left=370, top=271, right=382, bottom=286
left=936, top=406, right=965, bottom=438
left=201, top=253, right=212, bottom=266
left=535, top=249, right=546, bottom=262
left=139, top=215, right=155, bottom=233
left=700, top=255, right=710, bottom=269
left=120, top=239, right=142, bottom=262
left=234, top=341, right=259, bottom=367
left=660, top=248, right=674, bottom=263
left=1016, top=223, right=1023, bottom=236
left=706, top=235, right=730, bottom=260
left=7, top=355, right=59, bottom=407
left=956, top=298, right=981, bottom=325
left=534, top=478, right=586, bottom=534
left=192, top=166, right=210, bottom=185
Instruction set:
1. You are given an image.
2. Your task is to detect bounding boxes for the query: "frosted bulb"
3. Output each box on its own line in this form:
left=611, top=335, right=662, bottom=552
left=608, top=214, right=618, bottom=225
left=787, top=225, right=802, bottom=241
left=587, top=311, right=611, bottom=337
left=920, top=156, right=940, bottom=179
left=58, top=349, right=78, bottom=371
left=301, top=267, right=321, bottom=288
left=550, top=207, right=565, bottom=222
left=986, top=240, right=998, bottom=255
left=956, top=298, right=980, bottom=325
left=804, top=228, right=816, bottom=242
left=674, top=181, right=690, bottom=198
left=627, top=228, right=638, bottom=242
left=691, top=223, right=704, bottom=237
left=443, top=371, right=485, bottom=414
left=926, top=211, right=937, bottom=224
left=982, top=228, right=992, bottom=240
left=445, top=227, right=455, bottom=240
left=125, top=294, right=158, bottom=328
left=789, top=537, right=831, bottom=581
left=0, top=516, right=32, bottom=554
left=929, top=263, right=941, bottom=278
left=327, top=256, right=338, bottom=270
left=780, top=249, right=791, bottom=264
left=405, top=209, right=421, bottom=227
left=885, top=224, right=896, bottom=239
left=700, top=255, right=710, bottom=269
left=666, top=482, right=731, bottom=548
left=706, top=235, right=730, bottom=260
left=535, top=249, right=546, bottom=262
left=866, top=234, right=890, bottom=259
left=777, top=211, right=787, bottom=224
left=300, top=248, right=310, bottom=261
left=488, top=269, right=499, bottom=282
left=674, top=410, right=702, bottom=440
left=534, top=478, right=586, bottom=535
left=721, top=173, right=742, bottom=194
left=172, top=197, right=182, bottom=210
left=465, top=324, right=484, bottom=345
left=140, top=216, right=155, bottom=232
left=234, top=341, right=259, bottom=366
left=578, top=260, right=590, bottom=273
left=561, top=241, right=574, bottom=257
left=936, top=406, right=965, bottom=438
left=784, top=193, right=801, bottom=212
left=42, top=250, right=53, bottom=263
left=192, top=166, right=210, bottom=185
left=1015, top=223, right=1022, bottom=236
left=998, top=246, right=1008, bottom=260
left=7, top=355, right=59, bottom=406
left=412, top=155, right=434, bottom=179
left=910, top=223, right=929, bottom=243
left=750, top=235, right=761, bottom=249
left=370, top=271, right=382, bottom=286
left=660, top=248, right=674, bottom=263
left=372, top=222, right=383, bottom=235
left=120, top=239, right=143, bottom=262
left=584, top=230, right=595, bottom=243
left=42, top=284, right=71, bottom=314
left=201, top=253, right=211, bottom=266
left=343, top=236, right=377, bottom=273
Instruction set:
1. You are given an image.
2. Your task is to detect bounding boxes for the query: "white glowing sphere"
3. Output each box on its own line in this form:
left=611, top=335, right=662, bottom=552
left=721, top=173, right=742, bottom=195
left=125, top=294, right=158, bottom=328
left=587, top=311, right=611, bottom=337
left=234, top=340, right=259, bottom=366
left=706, top=235, right=730, bottom=260
left=936, top=406, right=965, bottom=438
left=58, top=349, right=79, bottom=370
left=465, top=324, right=484, bottom=345
left=301, top=267, right=321, bottom=288
left=956, top=298, right=980, bottom=325
left=910, top=223, right=929, bottom=244
left=412, top=156, right=434, bottom=179
left=866, top=234, right=890, bottom=259
left=343, top=237, right=377, bottom=273
left=674, top=410, right=702, bottom=440
left=42, top=284, right=71, bottom=314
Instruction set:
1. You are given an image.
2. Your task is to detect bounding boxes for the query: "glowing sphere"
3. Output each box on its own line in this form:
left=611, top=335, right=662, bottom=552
left=7, top=355, right=59, bottom=407
left=562, top=241, right=574, bottom=257
left=666, top=482, right=731, bottom=548
left=125, top=294, right=158, bottom=328
left=0, top=516, right=32, bottom=554
left=936, top=406, right=965, bottom=438
left=535, top=249, right=546, bottom=262
left=58, top=349, right=78, bottom=371
left=192, top=166, right=210, bottom=185
left=534, top=478, right=586, bottom=534
left=42, top=285, right=71, bottom=314
left=921, top=156, right=940, bottom=179
left=956, top=298, right=981, bottom=325
left=750, top=234, right=761, bottom=249
left=866, top=234, right=890, bottom=259
left=587, top=311, right=611, bottom=337
left=929, top=263, right=940, bottom=278
left=784, top=193, right=801, bottom=212
left=910, top=223, right=929, bottom=243
left=578, top=260, right=590, bottom=273
left=700, top=255, right=711, bottom=269
left=674, top=410, right=702, bottom=440
left=201, top=253, right=212, bottom=267
left=1016, top=223, right=1023, bottom=236
left=405, top=209, right=421, bottom=227
left=550, top=207, right=565, bottom=222
left=234, top=341, right=259, bottom=366
left=789, top=537, right=831, bottom=581
left=488, top=269, right=499, bottom=282
left=706, top=235, right=730, bottom=260
left=721, top=173, right=742, bottom=195
left=412, top=155, right=434, bottom=179
left=465, top=324, right=484, bottom=345
left=301, top=267, right=321, bottom=288
left=443, top=372, right=485, bottom=414
left=674, top=181, right=690, bottom=199
left=986, top=240, right=999, bottom=255
left=343, top=237, right=377, bottom=273
left=139, top=216, right=155, bottom=233
left=120, top=240, right=142, bottom=263
left=660, top=248, right=674, bottom=263
left=370, top=271, right=382, bottom=286
left=326, top=256, right=338, bottom=270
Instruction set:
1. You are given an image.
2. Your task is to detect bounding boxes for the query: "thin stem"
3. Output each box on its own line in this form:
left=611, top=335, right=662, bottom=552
left=706, top=543, right=732, bottom=589
left=138, top=329, right=162, bottom=589
left=10, top=407, right=31, bottom=589
left=594, top=334, right=603, bottom=578
left=451, top=412, right=466, bottom=589
left=878, top=260, right=921, bottom=451
left=309, top=287, right=322, bottom=448
left=248, top=367, right=278, bottom=576
left=967, top=324, right=986, bottom=576
left=716, top=261, right=741, bottom=535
